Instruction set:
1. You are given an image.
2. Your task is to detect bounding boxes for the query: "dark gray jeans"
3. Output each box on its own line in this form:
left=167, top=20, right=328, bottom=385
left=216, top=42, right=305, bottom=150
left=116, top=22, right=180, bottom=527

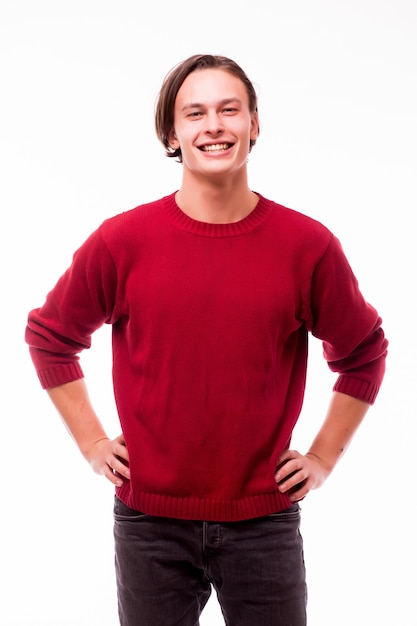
left=113, top=496, right=307, bottom=626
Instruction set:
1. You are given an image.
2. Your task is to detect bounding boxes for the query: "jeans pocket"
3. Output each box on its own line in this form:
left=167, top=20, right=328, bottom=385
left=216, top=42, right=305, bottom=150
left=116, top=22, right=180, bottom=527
left=113, top=495, right=151, bottom=521
left=265, top=502, right=300, bottom=522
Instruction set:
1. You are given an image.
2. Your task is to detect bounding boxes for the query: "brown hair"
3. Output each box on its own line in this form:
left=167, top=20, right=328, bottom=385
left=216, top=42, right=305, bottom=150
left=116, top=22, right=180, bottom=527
left=155, top=54, right=259, bottom=162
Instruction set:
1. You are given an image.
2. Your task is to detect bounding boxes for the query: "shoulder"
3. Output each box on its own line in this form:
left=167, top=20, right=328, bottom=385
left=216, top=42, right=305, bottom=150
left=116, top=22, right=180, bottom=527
left=258, top=194, right=333, bottom=248
left=72, top=194, right=175, bottom=264
left=101, top=193, right=174, bottom=236
left=88, top=193, right=176, bottom=257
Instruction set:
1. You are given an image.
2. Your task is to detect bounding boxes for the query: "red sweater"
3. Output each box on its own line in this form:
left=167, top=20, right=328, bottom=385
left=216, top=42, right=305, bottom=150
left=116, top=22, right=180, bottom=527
left=26, top=193, right=387, bottom=521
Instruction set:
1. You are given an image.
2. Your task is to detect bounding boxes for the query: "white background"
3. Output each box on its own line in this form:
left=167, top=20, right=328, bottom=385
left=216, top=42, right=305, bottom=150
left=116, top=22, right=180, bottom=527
left=1, top=1, right=416, bottom=624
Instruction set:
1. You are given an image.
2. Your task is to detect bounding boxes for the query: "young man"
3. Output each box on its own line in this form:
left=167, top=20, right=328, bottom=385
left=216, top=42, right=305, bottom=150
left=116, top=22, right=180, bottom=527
left=25, top=54, right=388, bottom=625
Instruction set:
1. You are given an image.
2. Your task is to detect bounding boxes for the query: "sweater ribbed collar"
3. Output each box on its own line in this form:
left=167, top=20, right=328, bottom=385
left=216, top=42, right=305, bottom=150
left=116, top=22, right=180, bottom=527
left=162, top=192, right=272, bottom=238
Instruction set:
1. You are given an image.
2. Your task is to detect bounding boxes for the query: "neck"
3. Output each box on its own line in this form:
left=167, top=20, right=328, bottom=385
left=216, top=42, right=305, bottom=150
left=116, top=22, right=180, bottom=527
left=175, top=169, right=258, bottom=224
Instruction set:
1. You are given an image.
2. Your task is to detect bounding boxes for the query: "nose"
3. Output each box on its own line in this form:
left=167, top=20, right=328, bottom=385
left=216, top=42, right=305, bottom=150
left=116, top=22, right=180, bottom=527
left=204, top=110, right=224, bottom=136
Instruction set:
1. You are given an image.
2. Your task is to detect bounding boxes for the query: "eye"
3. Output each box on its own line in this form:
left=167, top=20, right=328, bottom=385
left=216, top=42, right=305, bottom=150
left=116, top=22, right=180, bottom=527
left=222, top=107, right=239, bottom=114
left=187, top=111, right=204, bottom=119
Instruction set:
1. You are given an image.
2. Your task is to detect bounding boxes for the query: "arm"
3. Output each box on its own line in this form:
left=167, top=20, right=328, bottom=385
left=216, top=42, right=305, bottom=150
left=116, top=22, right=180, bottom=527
left=47, top=378, right=130, bottom=487
left=275, top=391, right=369, bottom=502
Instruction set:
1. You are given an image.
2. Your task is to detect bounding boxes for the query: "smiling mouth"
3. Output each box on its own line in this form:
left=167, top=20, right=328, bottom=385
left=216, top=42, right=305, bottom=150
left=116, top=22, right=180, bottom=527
left=199, top=143, right=233, bottom=152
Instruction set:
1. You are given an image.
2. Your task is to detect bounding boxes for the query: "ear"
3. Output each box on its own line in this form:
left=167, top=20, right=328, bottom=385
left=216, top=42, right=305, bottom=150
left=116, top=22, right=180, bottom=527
left=250, top=111, right=259, bottom=141
left=167, top=129, right=180, bottom=150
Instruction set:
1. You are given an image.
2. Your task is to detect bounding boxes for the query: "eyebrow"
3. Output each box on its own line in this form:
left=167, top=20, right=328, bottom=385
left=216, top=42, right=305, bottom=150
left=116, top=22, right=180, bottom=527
left=180, top=98, right=243, bottom=112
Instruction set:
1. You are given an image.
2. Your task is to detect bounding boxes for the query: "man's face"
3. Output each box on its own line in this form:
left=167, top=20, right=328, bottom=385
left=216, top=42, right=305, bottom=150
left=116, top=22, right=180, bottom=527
left=169, top=68, right=258, bottom=180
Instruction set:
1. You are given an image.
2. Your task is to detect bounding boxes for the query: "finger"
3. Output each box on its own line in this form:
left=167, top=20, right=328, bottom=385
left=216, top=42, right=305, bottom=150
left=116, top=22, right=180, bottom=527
left=276, top=463, right=308, bottom=490
left=115, top=433, right=126, bottom=446
left=275, top=457, right=299, bottom=482
left=113, top=435, right=130, bottom=463
left=111, top=455, right=130, bottom=479
left=103, top=447, right=130, bottom=483
left=114, top=444, right=130, bottom=465
left=278, top=448, right=301, bottom=463
left=288, top=479, right=309, bottom=502
left=103, top=464, right=124, bottom=487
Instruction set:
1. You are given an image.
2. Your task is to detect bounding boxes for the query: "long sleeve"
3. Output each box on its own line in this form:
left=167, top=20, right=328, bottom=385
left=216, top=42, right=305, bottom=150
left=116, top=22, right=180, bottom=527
left=307, top=235, right=387, bottom=403
left=25, top=227, right=119, bottom=388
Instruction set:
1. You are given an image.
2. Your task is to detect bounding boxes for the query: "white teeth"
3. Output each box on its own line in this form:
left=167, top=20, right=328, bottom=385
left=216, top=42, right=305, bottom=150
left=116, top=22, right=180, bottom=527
left=201, top=143, right=230, bottom=152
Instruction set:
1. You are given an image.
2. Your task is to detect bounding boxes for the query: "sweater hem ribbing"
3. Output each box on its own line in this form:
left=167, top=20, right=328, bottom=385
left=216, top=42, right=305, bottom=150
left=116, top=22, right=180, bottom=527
left=115, top=484, right=293, bottom=522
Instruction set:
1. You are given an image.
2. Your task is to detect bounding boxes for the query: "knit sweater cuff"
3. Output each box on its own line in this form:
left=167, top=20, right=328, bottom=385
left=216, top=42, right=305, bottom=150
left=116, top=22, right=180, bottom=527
left=37, top=363, right=84, bottom=389
left=333, top=375, right=380, bottom=405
